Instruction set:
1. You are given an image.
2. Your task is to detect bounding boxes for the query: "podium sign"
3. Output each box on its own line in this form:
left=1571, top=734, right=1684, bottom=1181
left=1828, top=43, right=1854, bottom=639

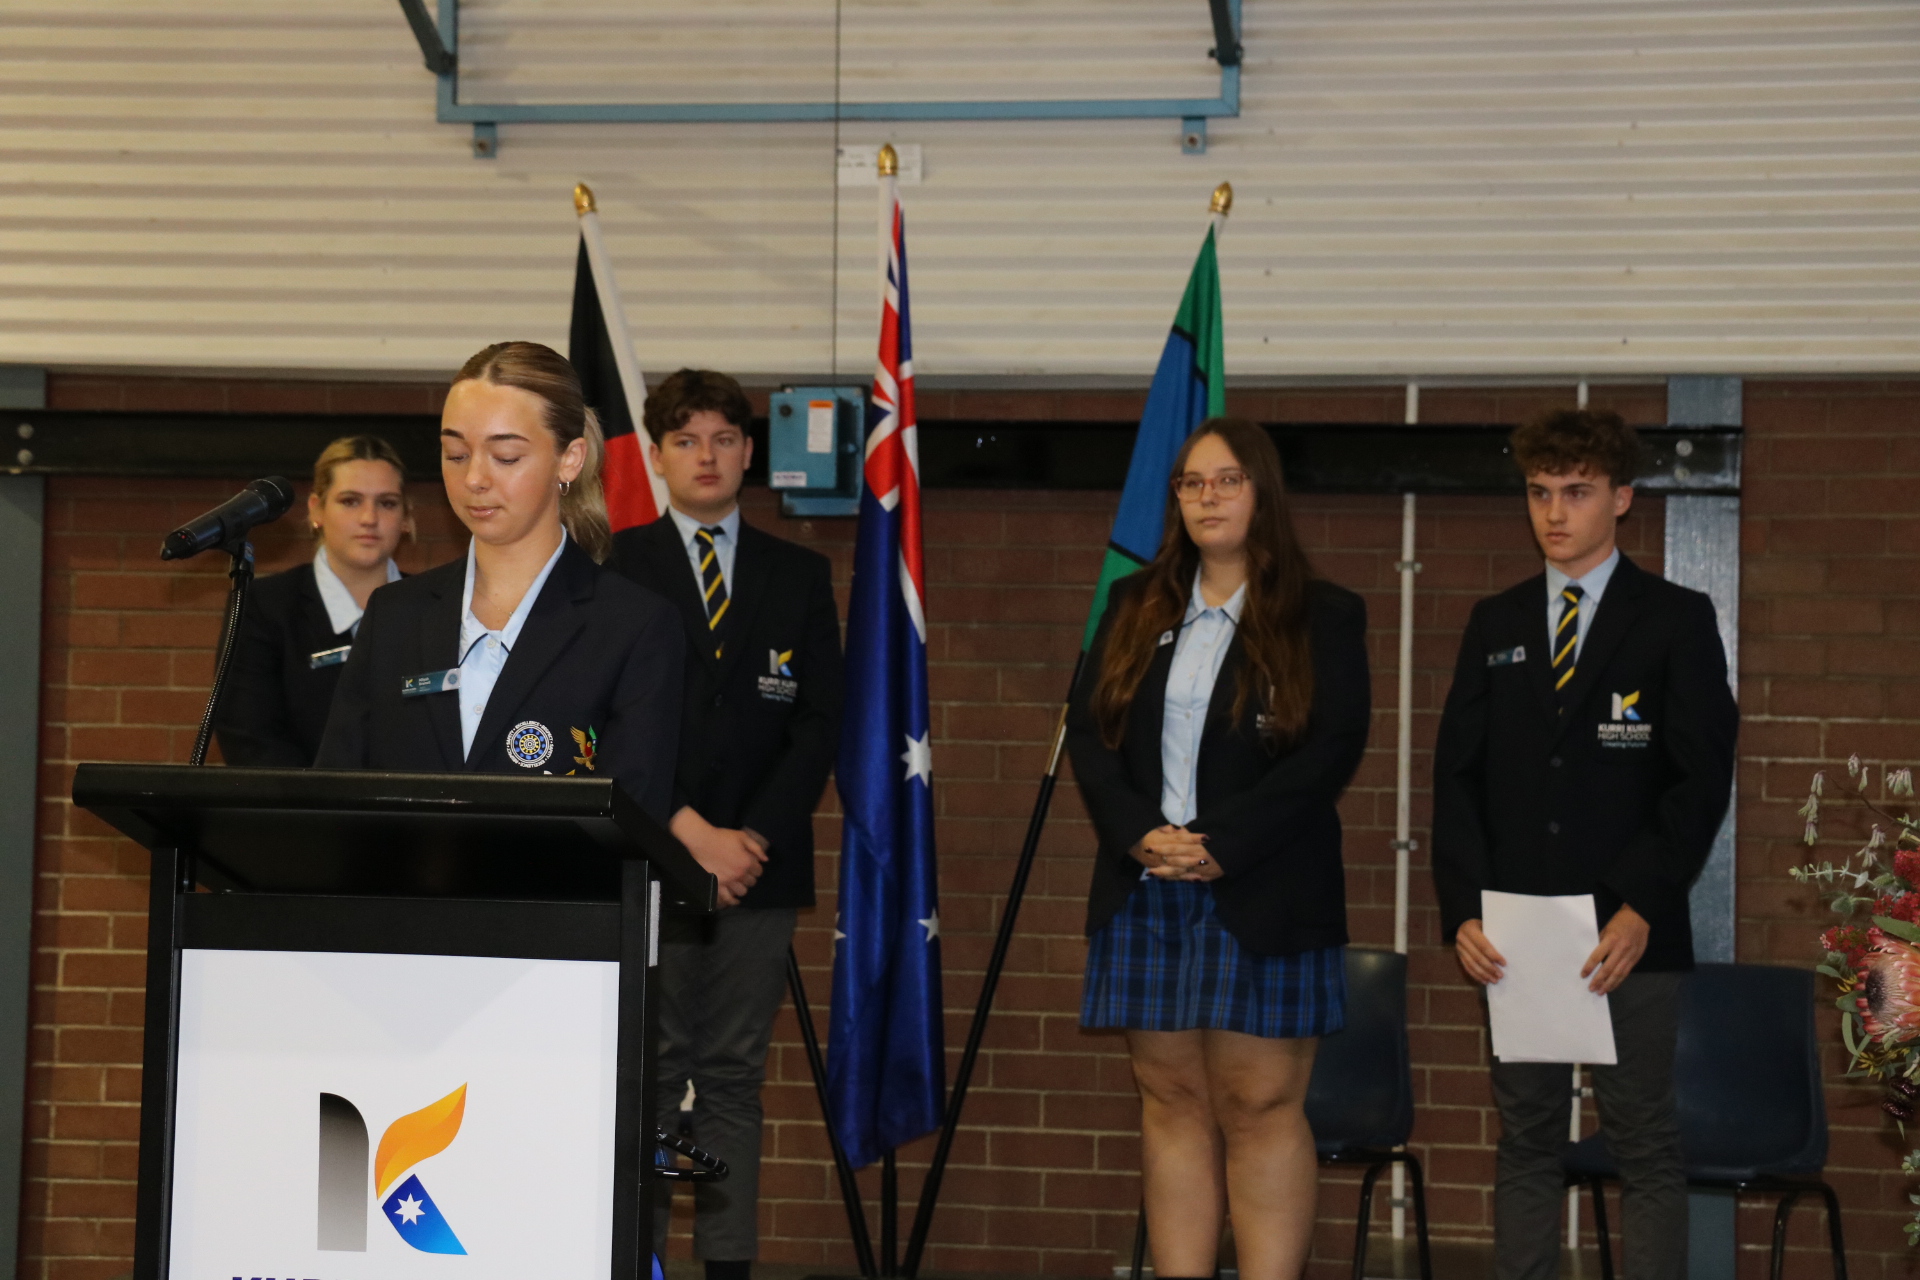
left=172, top=949, right=618, bottom=1278
left=72, top=765, right=713, bottom=1280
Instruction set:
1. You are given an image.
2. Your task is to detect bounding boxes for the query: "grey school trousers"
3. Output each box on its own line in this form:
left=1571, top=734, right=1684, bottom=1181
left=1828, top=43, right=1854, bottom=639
left=652, top=907, right=797, bottom=1263
left=1490, top=971, right=1687, bottom=1280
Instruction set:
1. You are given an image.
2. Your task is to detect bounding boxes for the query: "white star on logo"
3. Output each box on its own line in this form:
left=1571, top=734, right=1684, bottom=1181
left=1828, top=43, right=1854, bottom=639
left=918, top=910, right=940, bottom=942
left=901, top=733, right=933, bottom=786
left=394, top=1194, right=425, bottom=1225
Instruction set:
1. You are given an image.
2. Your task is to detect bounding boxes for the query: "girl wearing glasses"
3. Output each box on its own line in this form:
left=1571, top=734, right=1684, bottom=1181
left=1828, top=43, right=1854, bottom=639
left=1066, top=417, right=1372, bottom=1280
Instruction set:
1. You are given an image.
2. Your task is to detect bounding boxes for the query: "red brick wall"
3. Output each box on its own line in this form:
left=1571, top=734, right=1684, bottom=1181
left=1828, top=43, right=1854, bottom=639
left=1732, top=381, right=1920, bottom=1278
left=21, top=375, right=1917, bottom=1280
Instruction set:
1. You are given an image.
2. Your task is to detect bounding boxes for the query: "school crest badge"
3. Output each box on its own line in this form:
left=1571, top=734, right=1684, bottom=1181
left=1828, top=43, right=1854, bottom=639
left=505, top=720, right=555, bottom=768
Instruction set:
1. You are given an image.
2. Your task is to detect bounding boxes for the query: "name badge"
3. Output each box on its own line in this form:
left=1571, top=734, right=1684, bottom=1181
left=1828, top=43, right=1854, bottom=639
left=309, top=644, right=351, bottom=669
left=1486, top=645, right=1527, bottom=667
left=402, top=668, right=462, bottom=697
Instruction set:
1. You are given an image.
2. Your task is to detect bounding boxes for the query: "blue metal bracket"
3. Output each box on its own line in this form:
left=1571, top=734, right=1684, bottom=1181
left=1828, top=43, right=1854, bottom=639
left=1181, top=117, right=1207, bottom=154
left=418, top=0, right=1238, bottom=148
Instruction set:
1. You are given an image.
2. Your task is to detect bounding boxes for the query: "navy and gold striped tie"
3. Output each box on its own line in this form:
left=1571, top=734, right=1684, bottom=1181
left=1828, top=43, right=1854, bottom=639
left=1552, top=583, right=1585, bottom=709
left=695, top=526, right=729, bottom=659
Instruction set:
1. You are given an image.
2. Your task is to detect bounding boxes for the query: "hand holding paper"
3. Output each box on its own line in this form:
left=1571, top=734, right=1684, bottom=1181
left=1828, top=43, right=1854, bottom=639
left=1480, top=890, right=1618, bottom=1065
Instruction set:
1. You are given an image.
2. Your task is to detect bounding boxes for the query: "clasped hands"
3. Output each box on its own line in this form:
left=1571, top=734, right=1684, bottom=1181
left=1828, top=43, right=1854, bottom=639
left=671, top=806, right=769, bottom=907
left=1129, top=824, right=1223, bottom=882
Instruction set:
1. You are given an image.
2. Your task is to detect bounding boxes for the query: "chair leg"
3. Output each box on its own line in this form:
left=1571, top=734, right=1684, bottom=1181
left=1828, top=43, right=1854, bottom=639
left=1588, top=1179, right=1614, bottom=1280
left=1770, top=1190, right=1803, bottom=1280
left=1352, top=1162, right=1386, bottom=1280
left=1816, top=1182, right=1848, bottom=1280
left=1403, top=1153, right=1434, bottom=1280
left=1129, top=1201, right=1147, bottom=1280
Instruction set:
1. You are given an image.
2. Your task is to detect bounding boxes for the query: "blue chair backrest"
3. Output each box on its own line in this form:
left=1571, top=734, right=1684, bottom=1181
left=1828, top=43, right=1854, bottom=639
left=1305, top=948, right=1413, bottom=1152
left=1675, top=963, right=1827, bottom=1178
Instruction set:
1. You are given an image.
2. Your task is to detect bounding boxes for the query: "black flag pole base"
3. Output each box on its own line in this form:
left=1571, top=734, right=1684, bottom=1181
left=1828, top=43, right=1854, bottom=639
left=881, top=1150, right=899, bottom=1277
left=901, top=655, right=1085, bottom=1277
left=786, top=949, right=879, bottom=1280
left=802, top=1145, right=898, bottom=1280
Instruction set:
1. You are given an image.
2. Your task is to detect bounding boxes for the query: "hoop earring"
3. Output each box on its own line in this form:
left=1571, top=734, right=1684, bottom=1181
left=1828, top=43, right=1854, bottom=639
left=559, top=479, right=573, bottom=497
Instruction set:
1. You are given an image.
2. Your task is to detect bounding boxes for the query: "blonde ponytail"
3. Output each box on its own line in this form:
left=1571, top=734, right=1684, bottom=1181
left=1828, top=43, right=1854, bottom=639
left=563, top=408, right=613, bottom=562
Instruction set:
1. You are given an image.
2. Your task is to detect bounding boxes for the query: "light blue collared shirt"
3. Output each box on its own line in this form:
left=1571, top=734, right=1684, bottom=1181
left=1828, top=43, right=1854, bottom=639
left=1160, top=574, right=1247, bottom=829
left=311, top=546, right=400, bottom=637
left=1545, top=546, right=1620, bottom=663
left=455, top=533, right=567, bottom=760
left=666, top=504, right=740, bottom=600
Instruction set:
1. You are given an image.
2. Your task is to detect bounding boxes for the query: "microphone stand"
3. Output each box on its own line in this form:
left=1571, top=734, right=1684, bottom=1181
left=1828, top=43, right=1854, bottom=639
left=186, top=535, right=255, bottom=767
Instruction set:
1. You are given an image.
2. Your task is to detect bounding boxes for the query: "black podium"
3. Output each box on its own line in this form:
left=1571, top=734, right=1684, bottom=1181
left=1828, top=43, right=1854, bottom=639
left=73, top=763, right=715, bottom=1280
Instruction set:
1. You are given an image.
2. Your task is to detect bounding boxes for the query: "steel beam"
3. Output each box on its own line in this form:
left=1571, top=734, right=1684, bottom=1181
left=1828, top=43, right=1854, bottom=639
left=395, top=0, right=454, bottom=74
left=425, top=0, right=1239, bottom=130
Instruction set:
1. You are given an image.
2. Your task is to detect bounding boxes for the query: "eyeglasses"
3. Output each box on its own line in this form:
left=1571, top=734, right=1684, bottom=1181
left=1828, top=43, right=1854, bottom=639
left=1172, top=469, right=1248, bottom=501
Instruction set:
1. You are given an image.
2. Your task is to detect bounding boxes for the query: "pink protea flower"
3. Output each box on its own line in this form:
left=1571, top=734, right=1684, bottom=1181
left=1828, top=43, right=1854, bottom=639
left=1857, top=930, right=1920, bottom=1041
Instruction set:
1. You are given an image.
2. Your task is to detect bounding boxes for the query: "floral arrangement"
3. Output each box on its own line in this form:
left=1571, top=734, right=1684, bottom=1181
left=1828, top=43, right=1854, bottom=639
left=1791, top=756, right=1920, bottom=1239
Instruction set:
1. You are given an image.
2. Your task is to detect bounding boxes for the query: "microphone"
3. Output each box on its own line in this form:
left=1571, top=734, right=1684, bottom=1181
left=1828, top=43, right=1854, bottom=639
left=160, top=476, right=296, bottom=560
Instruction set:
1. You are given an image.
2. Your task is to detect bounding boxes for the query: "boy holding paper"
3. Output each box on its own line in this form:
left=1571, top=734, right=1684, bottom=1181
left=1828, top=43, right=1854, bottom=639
left=1431, top=409, right=1738, bottom=1280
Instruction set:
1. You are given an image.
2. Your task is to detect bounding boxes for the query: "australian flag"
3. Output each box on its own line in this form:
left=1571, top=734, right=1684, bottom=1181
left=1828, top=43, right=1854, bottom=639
left=826, top=177, right=946, bottom=1170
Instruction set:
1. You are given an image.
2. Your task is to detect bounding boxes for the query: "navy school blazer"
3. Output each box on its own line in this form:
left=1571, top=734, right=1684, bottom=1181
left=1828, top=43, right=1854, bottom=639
left=314, top=538, right=684, bottom=825
left=214, top=562, right=358, bottom=768
left=1066, top=575, right=1372, bottom=957
left=1430, top=553, right=1738, bottom=971
left=609, top=515, right=843, bottom=910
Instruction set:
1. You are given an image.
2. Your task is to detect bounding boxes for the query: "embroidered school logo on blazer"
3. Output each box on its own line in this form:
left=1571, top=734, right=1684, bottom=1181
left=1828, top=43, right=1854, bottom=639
left=317, top=1084, right=469, bottom=1255
left=758, top=649, right=799, bottom=703
left=1598, top=690, right=1652, bottom=747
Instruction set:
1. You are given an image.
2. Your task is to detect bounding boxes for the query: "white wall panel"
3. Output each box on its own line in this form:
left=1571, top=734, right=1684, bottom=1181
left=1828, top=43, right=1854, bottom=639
left=0, top=0, right=1914, bottom=379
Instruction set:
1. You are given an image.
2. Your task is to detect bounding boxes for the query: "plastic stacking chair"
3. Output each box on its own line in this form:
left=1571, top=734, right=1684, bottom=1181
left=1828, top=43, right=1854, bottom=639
left=1124, top=949, right=1432, bottom=1280
left=1562, top=963, right=1847, bottom=1280
left=1307, top=948, right=1433, bottom=1280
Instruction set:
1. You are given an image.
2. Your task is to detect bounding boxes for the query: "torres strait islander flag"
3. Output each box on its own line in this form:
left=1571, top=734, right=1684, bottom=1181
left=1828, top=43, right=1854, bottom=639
left=826, top=170, right=947, bottom=1170
left=568, top=183, right=670, bottom=531
left=1080, top=226, right=1226, bottom=649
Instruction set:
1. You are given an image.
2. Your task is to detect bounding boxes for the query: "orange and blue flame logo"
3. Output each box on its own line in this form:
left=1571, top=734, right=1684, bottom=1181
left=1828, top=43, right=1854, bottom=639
left=319, top=1085, right=468, bottom=1255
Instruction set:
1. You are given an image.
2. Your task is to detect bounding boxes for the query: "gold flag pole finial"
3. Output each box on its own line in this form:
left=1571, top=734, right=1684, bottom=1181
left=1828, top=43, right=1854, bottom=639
left=573, top=183, right=597, bottom=215
left=1211, top=182, right=1233, bottom=216
left=877, top=144, right=899, bottom=177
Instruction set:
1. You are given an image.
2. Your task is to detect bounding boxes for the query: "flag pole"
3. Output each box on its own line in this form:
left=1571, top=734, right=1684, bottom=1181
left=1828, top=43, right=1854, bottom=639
left=878, top=145, right=899, bottom=304
left=872, top=141, right=904, bottom=1280
left=1209, top=178, right=1233, bottom=238
left=785, top=949, right=878, bottom=1279
left=900, top=677, right=1077, bottom=1278
left=901, top=184, right=1233, bottom=1278
left=573, top=183, right=669, bottom=518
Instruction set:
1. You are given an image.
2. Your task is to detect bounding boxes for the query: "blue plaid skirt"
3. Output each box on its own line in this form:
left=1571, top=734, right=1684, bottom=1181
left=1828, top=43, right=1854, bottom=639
left=1081, top=878, right=1345, bottom=1038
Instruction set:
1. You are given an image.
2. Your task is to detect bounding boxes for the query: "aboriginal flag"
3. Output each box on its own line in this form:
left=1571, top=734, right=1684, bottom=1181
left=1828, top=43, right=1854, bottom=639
left=569, top=226, right=667, bottom=530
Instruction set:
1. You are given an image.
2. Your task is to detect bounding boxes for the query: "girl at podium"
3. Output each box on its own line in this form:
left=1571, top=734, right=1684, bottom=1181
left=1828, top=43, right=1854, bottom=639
left=214, top=434, right=410, bottom=766
left=317, top=341, right=684, bottom=822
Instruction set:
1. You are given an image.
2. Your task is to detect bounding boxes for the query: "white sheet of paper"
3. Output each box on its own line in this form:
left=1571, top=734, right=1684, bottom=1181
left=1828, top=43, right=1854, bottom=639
left=1481, top=890, right=1618, bottom=1065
